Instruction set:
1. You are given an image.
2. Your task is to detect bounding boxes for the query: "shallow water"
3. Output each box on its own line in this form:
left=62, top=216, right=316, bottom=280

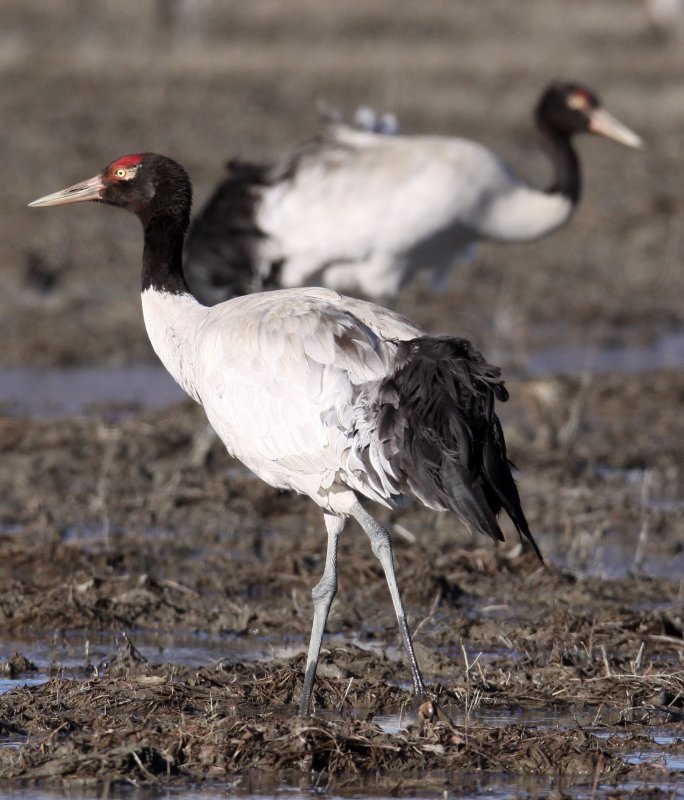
left=0, top=629, right=517, bottom=699
left=542, top=526, right=684, bottom=580
left=0, top=676, right=48, bottom=695
left=523, top=329, right=684, bottom=378
left=0, top=364, right=184, bottom=418
left=0, top=628, right=307, bottom=677
left=2, top=329, right=684, bottom=419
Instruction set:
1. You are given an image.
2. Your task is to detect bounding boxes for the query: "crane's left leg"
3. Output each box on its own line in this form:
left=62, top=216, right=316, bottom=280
left=350, top=502, right=426, bottom=702
left=299, top=512, right=344, bottom=716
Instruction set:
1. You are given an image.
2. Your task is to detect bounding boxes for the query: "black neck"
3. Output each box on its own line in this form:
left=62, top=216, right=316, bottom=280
left=537, top=121, right=581, bottom=205
left=141, top=214, right=190, bottom=294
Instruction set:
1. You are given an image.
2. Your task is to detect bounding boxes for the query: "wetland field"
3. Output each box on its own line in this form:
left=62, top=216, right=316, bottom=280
left=0, top=2, right=683, bottom=797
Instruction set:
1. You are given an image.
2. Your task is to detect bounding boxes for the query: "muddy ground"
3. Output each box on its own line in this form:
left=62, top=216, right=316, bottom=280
left=0, top=372, right=683, bottom=796
left=1, top=1, right=684, bottom=797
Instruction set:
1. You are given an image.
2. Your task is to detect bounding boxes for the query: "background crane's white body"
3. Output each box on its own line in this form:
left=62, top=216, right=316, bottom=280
left=184, top=83, right=641, bottom=307
left=261, top=127, right=573, bottom=300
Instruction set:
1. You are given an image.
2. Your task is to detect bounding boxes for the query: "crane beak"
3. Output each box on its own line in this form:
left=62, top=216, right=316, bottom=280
left=28, top=173, right=104, bottom=207
left=588, top=108, right=643, bottom=149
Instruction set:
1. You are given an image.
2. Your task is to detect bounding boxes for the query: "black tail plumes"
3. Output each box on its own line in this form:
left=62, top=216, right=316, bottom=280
left=183, top=160, right=273, bottom=305
left=390, top=336, right=541, bottom=561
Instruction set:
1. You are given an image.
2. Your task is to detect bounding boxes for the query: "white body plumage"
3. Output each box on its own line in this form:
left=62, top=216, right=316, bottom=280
left=142, top=286, right=424, bottom=513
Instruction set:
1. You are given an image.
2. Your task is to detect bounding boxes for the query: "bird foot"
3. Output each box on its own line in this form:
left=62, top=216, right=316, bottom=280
left=417, top=696, right=455, bottom=727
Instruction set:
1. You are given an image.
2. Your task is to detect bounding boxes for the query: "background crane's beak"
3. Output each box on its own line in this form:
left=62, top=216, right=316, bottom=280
left=588, top=108, right=643, bottom=149
left=28, top=174, right=104, bottom=207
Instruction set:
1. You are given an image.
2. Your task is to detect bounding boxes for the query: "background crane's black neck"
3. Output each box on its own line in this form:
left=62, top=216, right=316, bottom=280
left=141, top=209, right=191, bottom=295
left=537, top=121, right=581, bottom=205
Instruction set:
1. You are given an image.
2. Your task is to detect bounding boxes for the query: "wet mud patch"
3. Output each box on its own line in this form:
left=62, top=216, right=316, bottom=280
left=0, top=658, right=682, bottom=794
left=0, top=370, right=683, bottom=791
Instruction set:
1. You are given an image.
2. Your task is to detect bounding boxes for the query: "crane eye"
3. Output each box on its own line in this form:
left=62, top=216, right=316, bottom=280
left=568, top=92, right=589, bottom=111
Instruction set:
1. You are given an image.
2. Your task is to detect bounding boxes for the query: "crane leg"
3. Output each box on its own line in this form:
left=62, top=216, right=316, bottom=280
left=299, top=512, right=344, bottom=715
left=187, top=422, right=217, bottom=467
left=350, top=502, right=426, bottom=701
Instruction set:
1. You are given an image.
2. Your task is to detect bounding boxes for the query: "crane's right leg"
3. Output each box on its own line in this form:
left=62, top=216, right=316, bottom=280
left=299, top=512, right=344, bottom=716
left=350, top=502, right=426, bottom=703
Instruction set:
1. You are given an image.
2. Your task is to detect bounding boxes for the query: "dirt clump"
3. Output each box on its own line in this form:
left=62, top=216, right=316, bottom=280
left=0, top=665, right=678, bottom=791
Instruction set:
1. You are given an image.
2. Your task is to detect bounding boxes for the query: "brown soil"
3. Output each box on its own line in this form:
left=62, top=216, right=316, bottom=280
left=1, top=1, right=684, bottom=796
left=0, top=370, right=683, bottom=794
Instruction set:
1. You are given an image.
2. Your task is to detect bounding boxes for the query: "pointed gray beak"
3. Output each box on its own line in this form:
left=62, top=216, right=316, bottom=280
left=588, top=108, right=643, bottom=149
left=28, top=173, right=104, bottom=208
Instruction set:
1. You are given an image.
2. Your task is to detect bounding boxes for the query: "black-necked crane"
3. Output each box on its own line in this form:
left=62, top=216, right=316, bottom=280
left=183, top=82, right=642, bottom=307
left=644, top=0, right=683, bottom=36
left=30, top=153, right=541, bottom=715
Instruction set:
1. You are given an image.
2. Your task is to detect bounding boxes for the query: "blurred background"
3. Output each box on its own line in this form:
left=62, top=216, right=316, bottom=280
left=1, top=0, right=682, bottom=373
